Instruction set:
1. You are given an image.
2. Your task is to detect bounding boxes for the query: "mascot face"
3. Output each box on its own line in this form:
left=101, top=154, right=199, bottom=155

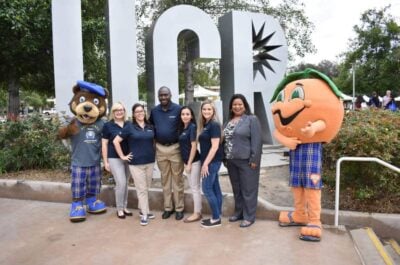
left=69, top=85, right=108, bottom=124
left=271, top=77, right=344, bottom=143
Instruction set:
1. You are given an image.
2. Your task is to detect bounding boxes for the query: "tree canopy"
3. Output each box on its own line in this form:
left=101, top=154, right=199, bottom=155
left=1, top=0, right=316, bottom=115
left=335, top=6, right=400, bottom=96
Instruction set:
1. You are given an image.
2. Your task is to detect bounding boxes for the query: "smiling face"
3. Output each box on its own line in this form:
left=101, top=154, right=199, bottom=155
left=181, top=108, right=193, bottom=126
left=133, top=105, right=146, bottom=123
left=201, top=103, right=215, bottom=122
left=271, top=78, right=344, bottom=143
left=158, top=87, right=171, bottom=107
left=231, top=98, right=246, bottom=117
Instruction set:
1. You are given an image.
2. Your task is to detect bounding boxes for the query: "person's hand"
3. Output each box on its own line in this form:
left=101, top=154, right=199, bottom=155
left=67, top=118, right=79, bottom=135
left=185, top=163, right=192, bottom=174
left=301, top=121, right=316, bottom=138
left=201, top=164, right=209, bottom=178
left=122, top=152, right=133, bottom=162
left=249, top=162, right=257, bottom=169
left=284, top=137, right=301, bottom=150
left=104, top=161, right=111, bottom=172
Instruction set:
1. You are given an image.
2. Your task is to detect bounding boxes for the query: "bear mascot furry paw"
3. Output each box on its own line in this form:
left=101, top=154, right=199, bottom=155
left=58, top=81, right=109, bottom=222
left=270, top=68, right=344, bottom=242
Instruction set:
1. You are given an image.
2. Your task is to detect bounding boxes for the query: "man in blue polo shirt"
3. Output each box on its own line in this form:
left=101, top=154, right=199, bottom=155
left=149, top=86, right=184, bottom=220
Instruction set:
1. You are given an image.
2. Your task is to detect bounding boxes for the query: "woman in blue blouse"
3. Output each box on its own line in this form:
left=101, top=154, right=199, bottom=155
left=197, top=100, right=224, bottom=228
left=114, top=103, right=155, bottom=226
left=101, top=102, right=131, bottom=219
left=178, top=106, right=202, bottom=223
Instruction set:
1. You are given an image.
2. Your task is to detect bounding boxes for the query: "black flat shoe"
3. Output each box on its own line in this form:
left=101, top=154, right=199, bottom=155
left=117, top=211, right=125, bottom=219
left=239, top=220, right=254, bottom=228
left=175, top=211, right=184, bottom=220
left=162, top=210, right=174, bottom=219
left=123, top=209, right=133, bottom=216
left=228, top=215, right=243, bottom=222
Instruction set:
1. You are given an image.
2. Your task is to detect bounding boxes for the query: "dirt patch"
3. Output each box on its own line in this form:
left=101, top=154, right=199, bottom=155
left=0, top=167, right=398, bottom=214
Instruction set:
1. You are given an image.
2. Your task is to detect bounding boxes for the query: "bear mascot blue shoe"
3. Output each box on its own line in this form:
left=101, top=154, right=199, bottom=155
left=59, top=81, right=108, bottom=222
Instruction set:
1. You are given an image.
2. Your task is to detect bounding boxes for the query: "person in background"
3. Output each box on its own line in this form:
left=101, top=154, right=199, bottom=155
left=102, top=102, right=132, bottom=219
left=354, top=95, right=364, bottom=110
left=385, top=92, right=398, bottom=111
left=382, top=90, right=392, bottom=109
left=114, top=103, right=156, bottom=226
left=223, top=94, right=262, bottom=228
left=178, top=106, right=202, bottom=223
left=367, top=91, right=381, bottom=109
left=149, top=86, right=185, bottom=221
left=198, top=100, right=224, bottom=228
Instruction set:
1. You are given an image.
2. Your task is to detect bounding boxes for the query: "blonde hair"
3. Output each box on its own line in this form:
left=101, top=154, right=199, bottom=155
left=109, top=102, right=127, bottom=121
left=197, top=100, right=221, bottom=140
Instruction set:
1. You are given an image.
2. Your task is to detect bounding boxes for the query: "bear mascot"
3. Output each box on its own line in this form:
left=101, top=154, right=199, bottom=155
left=270, top=68, right=344, bottom=242
left=59, top=81, right=109, bottom=222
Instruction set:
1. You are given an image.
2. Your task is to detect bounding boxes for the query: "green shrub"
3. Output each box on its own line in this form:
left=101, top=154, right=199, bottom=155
left=0, top=114, right=70, bottom=173
left=323, top=109, right=400, bottom=201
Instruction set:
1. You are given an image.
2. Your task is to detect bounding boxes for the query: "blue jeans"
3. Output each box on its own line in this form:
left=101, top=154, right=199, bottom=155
left=202, top=161, right=222, bottom=220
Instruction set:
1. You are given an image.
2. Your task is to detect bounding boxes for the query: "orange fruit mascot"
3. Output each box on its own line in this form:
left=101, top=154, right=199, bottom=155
left=270, top=68, right=344, bottom=242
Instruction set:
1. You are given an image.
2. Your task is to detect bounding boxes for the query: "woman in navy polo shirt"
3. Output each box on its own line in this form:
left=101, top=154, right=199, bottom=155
left=197, top=100, right=224, bottom=228
left=101, top=102, right=131, bottom=219
left=113, top=103, right=155, bottom=226
left=178, top=106, right=202, bottom=223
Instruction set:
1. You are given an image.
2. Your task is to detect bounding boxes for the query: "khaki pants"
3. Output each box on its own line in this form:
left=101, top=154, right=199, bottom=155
left=185, top=160, right=202, bottom=213
left=129, top=163, right=154, bottom=215
left=156, top=143, right=184, bottom=212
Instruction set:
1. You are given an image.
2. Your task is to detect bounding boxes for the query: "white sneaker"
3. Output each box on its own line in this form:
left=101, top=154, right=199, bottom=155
left=140, top=212, right=155, bottom=219
left=140, top=216, right=149, bottom=226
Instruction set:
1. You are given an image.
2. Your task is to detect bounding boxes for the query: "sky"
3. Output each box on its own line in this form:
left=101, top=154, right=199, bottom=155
left=283, top=0, right=400, bottom=65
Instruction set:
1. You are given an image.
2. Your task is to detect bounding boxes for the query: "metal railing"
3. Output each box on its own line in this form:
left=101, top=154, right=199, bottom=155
left=335, top=157, right=400, bottom=227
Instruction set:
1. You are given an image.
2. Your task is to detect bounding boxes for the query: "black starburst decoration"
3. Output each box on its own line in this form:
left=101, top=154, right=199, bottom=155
left=252, top=21, right=283, bottom=80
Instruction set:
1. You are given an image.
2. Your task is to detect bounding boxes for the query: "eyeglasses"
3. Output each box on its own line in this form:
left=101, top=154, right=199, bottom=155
left=134, top=110, right=145, bottom=114
left=114, top=109, right=125, bottom=112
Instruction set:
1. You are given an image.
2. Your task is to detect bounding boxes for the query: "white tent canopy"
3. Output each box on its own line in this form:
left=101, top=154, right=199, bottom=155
left=178, top=84, right=219, bottom=99
left=341, top=93, right=353, bottom=101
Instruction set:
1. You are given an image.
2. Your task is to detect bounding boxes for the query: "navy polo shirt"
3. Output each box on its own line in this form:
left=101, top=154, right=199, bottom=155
left=149, top=102, right=181, bottom=144
left=198, top=120, right=223, bottom=164
left=120, top=122, right=155, bottom=165
left=178, top=122, right=200, bottom=164
left=102, top=120, right=129, bottom=158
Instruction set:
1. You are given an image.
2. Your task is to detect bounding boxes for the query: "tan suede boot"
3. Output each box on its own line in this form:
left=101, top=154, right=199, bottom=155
left=300, top=188, right=322, bottom=241
left=279, top=187, right=308, bottom=226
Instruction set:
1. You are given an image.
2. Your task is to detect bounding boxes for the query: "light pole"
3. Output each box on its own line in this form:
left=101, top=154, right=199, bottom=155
left=352, top=62, right=356, bottom=110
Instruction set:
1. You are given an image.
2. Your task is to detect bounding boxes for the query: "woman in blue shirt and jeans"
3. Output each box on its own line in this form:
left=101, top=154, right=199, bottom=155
left=197, top=100, right=224, bottom=228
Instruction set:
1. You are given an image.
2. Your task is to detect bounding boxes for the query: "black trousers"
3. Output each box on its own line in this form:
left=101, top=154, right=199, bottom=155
left=226, top=159, right=260, bottom=222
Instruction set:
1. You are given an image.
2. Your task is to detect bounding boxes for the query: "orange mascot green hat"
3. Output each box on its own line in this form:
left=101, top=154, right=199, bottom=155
left=270, top=68, right=344, bottom=144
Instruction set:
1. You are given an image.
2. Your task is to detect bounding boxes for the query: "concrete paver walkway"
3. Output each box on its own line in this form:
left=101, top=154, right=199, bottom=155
left=0, top=198, right=361, bottom=265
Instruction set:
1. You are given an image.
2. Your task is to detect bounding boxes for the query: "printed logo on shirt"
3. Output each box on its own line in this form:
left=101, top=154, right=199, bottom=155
left=84, top=129, right=98, bottom=143
left=169, top=115, right=176, bottom=119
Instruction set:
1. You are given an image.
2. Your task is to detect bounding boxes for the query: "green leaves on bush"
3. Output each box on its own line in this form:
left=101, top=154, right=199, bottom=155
left=0, top=114, right=70, bottom=173
left=323, top=110, right=400, bottom=201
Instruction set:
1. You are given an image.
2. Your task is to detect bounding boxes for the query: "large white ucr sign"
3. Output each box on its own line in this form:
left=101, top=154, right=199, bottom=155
left=51, top=0, right=287, bottom=144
